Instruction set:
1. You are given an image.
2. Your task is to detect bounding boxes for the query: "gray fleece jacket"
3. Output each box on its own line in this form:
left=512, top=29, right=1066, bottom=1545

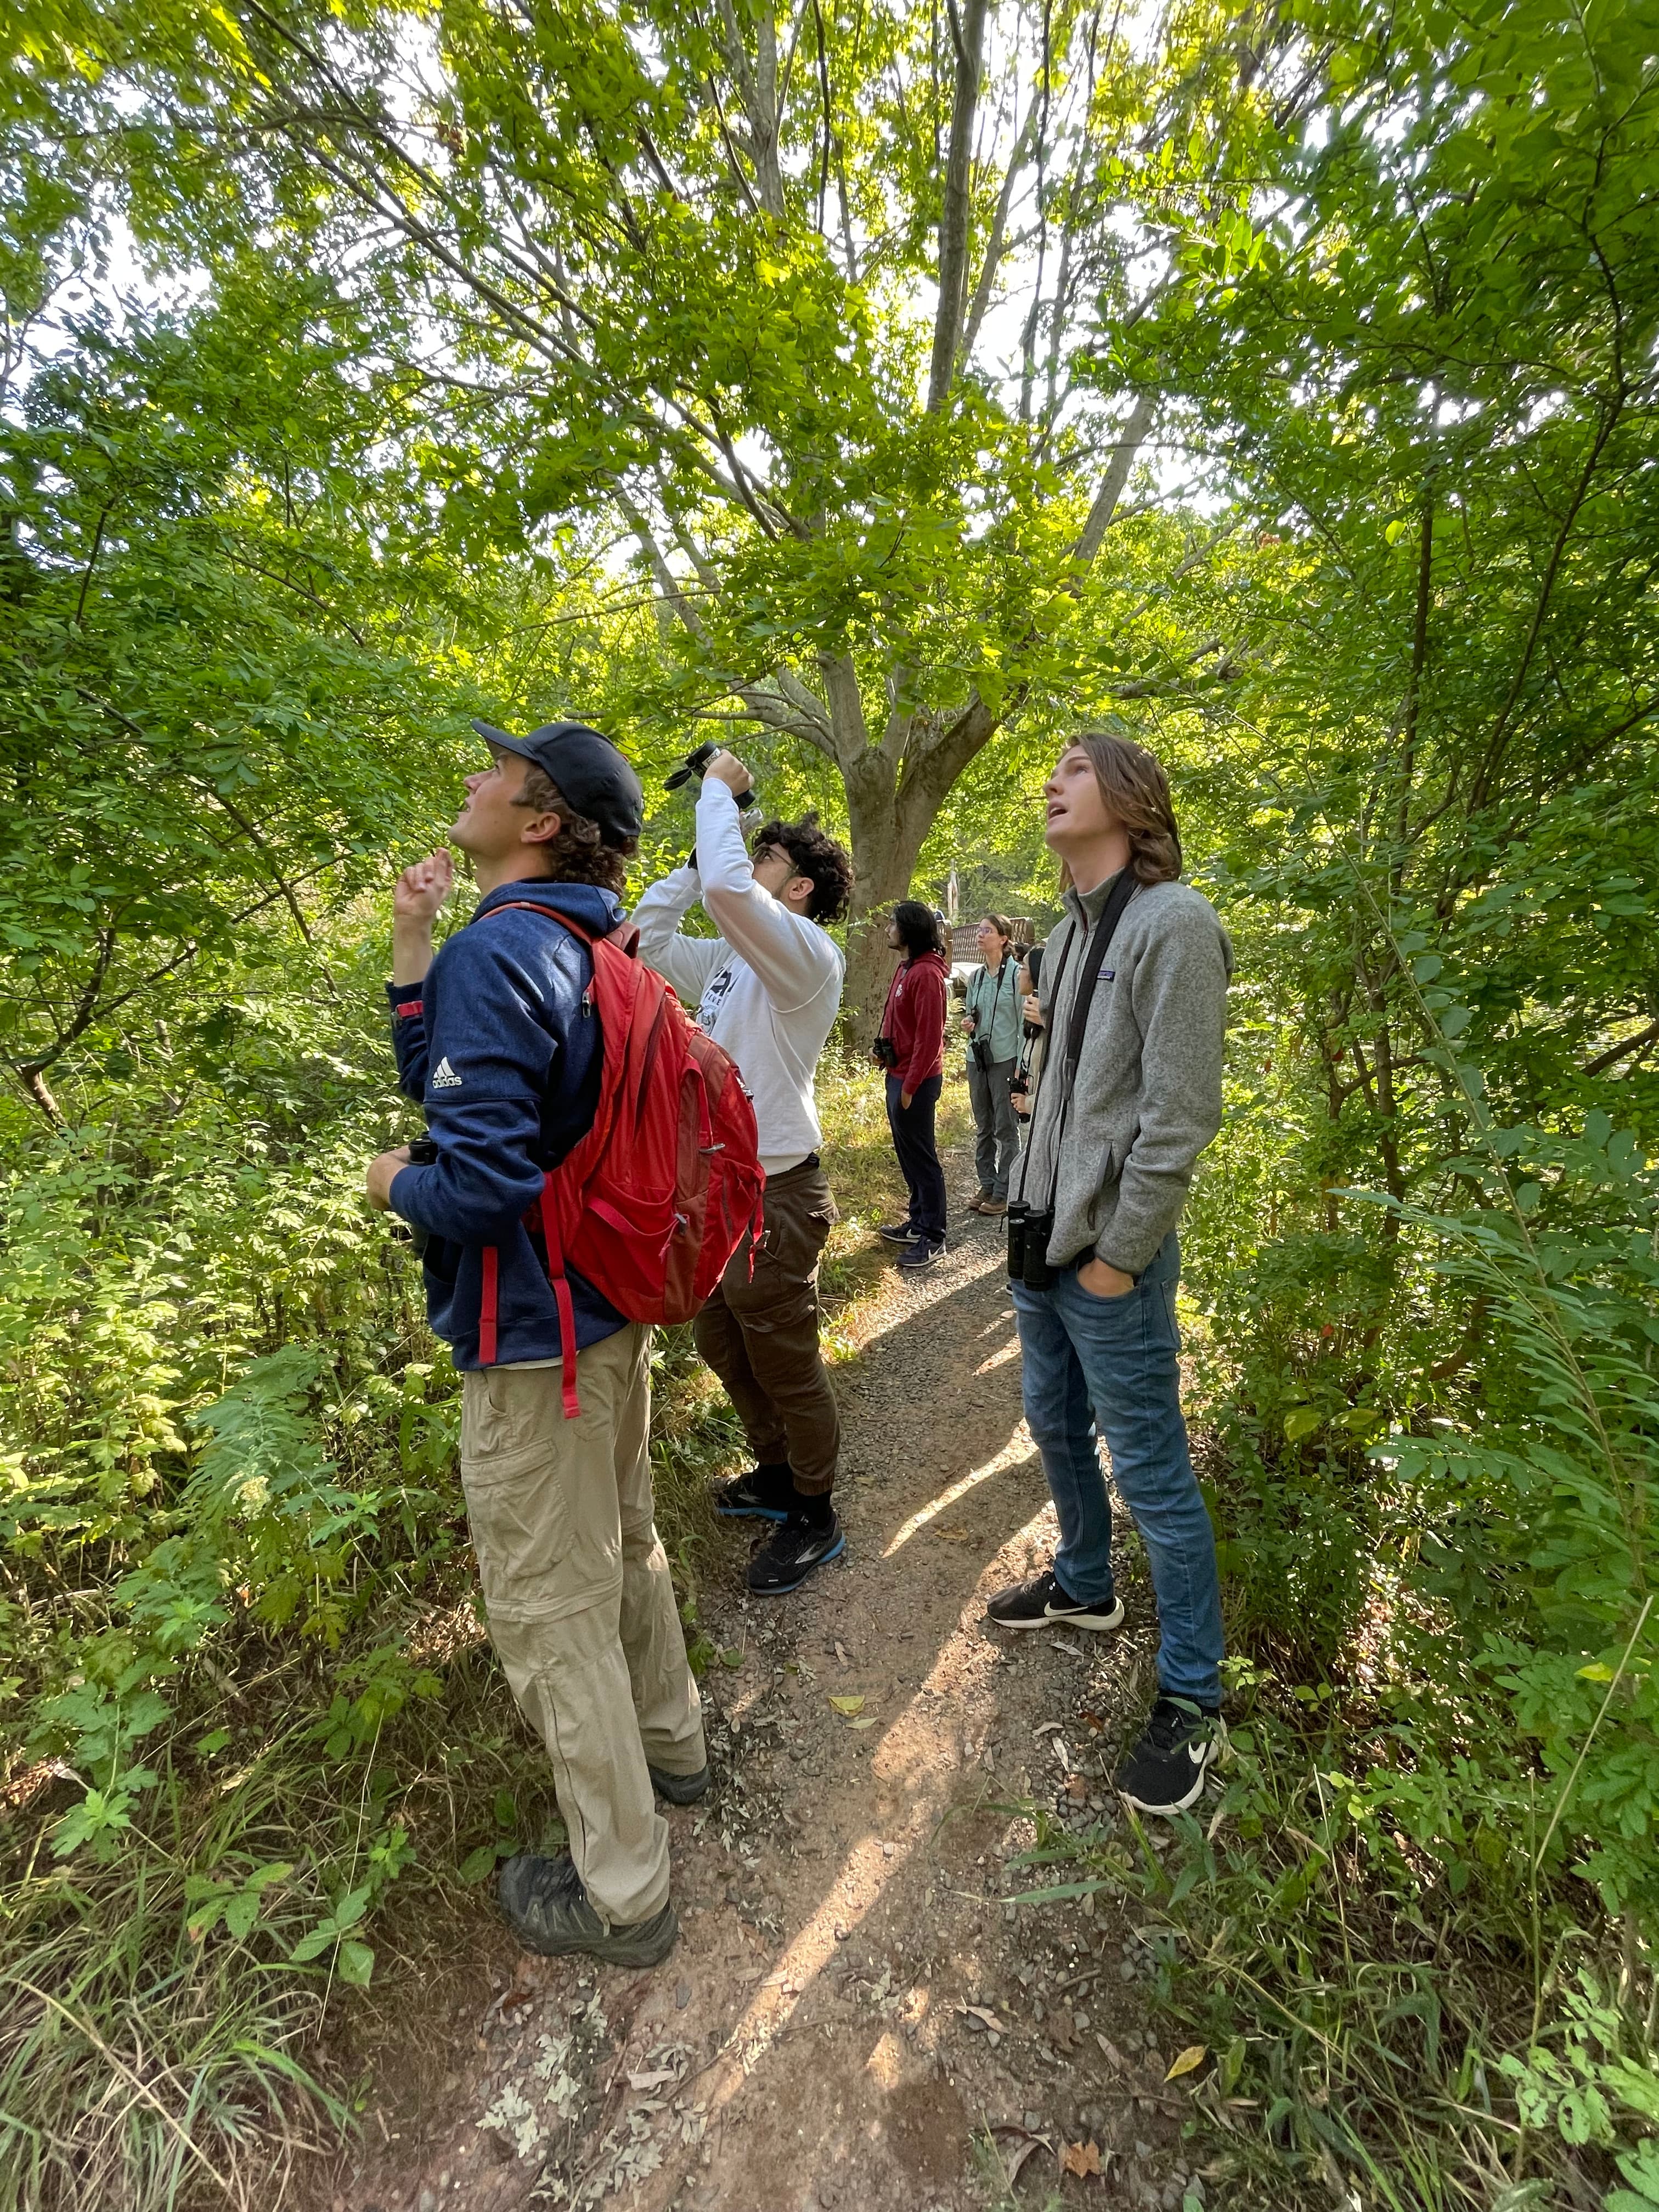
left=1014, top=874, right=1232, bottom=1277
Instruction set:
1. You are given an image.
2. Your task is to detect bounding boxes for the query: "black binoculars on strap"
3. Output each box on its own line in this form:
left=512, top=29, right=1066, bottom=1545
left=402, top=1137, right=439, bottom=1257
left=664, top=742, right=758, bottom=810
left=1005, top=1202, right=1058, bottom=1290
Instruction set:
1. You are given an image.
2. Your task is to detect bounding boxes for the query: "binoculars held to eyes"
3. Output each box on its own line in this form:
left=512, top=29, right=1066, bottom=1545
left=664, top=742, right=758, bottom=811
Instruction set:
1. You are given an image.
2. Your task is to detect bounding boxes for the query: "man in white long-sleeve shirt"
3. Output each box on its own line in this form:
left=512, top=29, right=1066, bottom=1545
left=634, top=752, right=853, bottom=1595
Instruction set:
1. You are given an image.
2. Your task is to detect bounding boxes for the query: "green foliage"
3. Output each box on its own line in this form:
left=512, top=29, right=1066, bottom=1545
left=4, top=0, right=1659, bottom=2201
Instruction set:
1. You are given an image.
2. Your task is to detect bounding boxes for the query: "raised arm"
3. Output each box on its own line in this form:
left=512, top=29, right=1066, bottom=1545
left=695, top=780, right=839, bottom=1011
left=387, top=849, right=454, bottom=1101
left=386, top=930, right=566, bottom=1243
left=632, top=861, right=729, bottom=1006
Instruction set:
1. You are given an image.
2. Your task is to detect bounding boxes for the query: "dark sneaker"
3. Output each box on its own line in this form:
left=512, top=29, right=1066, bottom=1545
left=648, top=1762, right=710, bottom=1805
left=897, top=1238, right=945, bottom=1271
left=985, top=1568, right=1125, bottom=1634
left=1115, top=1696, right=1226, bottom=1816
left=748, top=1510, right=846, bottom=1595
left=498, top=1852, right=679, bottom=1965
left=877, top=1220, right=918, bottom=1244
left=713, top=1464, right=793, bottom=1520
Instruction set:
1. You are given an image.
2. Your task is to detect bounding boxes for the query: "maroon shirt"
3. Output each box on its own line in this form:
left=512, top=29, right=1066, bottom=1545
left=879, top=950, right=949, bottom=1092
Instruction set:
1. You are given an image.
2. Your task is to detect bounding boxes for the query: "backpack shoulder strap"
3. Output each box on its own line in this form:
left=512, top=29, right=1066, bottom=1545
left=479, top=899, right=640, bottom=960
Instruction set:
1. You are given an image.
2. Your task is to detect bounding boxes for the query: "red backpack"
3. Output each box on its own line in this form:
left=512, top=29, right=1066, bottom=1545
left=476, top=904, right=764, bottom=1418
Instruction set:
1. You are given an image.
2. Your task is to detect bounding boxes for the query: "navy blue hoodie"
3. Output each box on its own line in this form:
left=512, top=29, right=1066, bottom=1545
left=387, top=879, right=626, bottom=1368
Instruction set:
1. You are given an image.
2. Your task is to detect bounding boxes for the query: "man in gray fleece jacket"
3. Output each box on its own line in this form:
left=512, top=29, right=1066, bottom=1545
left=988, top=729, right=1232, bottom=1818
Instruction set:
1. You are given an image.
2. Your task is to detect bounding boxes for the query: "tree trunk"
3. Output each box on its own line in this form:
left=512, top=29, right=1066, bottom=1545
left=837, top=706, right=995, bottom=1038
left=840, top=753, right=911, bottom=1044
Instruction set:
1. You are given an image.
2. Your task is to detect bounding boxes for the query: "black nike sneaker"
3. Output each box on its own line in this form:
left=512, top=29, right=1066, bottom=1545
left=748, top=1510, right=847, bottom=1595
left=877, top=1220, right=918, bottom=1244
left=985, top=1568, right=1125, bottom=1634
left=1115, top=1696, right=1226, bottom=1815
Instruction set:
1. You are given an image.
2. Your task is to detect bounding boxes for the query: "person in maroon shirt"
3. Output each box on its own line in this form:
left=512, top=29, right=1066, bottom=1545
left=873, top=900, right=951, bottom=1269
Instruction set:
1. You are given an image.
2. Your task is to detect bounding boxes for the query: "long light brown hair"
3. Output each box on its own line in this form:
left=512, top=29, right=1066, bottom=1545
left=1062, top=729, right=1183, bottom=886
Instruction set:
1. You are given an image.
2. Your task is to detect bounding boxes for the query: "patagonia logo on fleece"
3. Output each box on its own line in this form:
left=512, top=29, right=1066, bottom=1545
left=430, top=1057, right=463, bottom=1089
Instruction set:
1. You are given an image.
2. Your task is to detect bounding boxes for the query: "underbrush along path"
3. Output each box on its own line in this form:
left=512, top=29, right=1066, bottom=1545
left=329, top=1204, right=1205, bottom=2212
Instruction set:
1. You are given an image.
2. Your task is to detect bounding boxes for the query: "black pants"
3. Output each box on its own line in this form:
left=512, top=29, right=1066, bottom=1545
left=885, top=1073, right=946, bottom=1243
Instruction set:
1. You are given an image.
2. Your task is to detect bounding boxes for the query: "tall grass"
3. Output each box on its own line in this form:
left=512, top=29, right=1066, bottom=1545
left=0, top=1029, right=946, bottom=2207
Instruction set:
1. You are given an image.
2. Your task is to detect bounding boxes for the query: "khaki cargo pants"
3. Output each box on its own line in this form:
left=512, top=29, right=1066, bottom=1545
left=459, top=1323, right=705, bottom=1926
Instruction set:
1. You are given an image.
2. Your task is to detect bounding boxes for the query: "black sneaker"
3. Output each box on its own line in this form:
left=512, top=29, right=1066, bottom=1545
left=648, top=1762, right=710, bottom=1805
left=498, top=1852, right=679, bottom=1965
left=748, top=1510, right=847, bottom=1595
left=1115, top=1695, right=1225, bottom=1816
left=897, top=1237, right=945, bottom=1271
left=877, top=1220, right=918, bottom=1244
left=985, top=1568, right=1125, bottom=1634
left=713, top=1463, right=793, bottom=1520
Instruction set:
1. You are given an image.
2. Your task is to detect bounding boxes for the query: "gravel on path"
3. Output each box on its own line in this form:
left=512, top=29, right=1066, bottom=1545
left=321, top=1177, right=1209, bottom=2212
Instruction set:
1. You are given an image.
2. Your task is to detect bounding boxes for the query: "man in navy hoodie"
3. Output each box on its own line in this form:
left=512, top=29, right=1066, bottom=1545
left=364, top=720, right=704, bottom=1968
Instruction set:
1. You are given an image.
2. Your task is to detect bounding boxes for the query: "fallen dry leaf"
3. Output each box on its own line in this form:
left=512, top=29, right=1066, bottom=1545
left=1048, top=2006, right=1077, bottom=2052
left=849, top=1716, right=878, bottom=1730
left=1034, top=1720, right=1066, bottom=1737
left=990, top=2125, right=1053, bottom=2186
left=827, top=1695, right=865, bottom=1717
left=1065, top=1774, right=1088, bottom=1803
left=960, top=2002, right=1011, bottom=2035
left=934, top=1526, right=970, bottom=1542
left=1062, top=2139, right=1103, bottom=2177
left=1165, top=2043, right=1209, bottom=2082
left=1096, top=2032, right=1125, bottom=2069
left=626, top=2068, right=678, bottom=2092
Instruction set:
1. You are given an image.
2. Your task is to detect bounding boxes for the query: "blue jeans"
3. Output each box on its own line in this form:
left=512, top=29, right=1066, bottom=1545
left=1011, top=1234, right=1223, bottom=1705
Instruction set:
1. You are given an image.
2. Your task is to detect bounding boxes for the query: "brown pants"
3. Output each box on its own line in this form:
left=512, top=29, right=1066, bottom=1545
left=692, top=1156, right=840, bottom=1496
left=459, top=1324, right=706, bottom=1926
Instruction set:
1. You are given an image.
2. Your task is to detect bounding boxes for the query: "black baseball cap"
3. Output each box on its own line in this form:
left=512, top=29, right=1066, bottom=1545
left=471, top=718, right=645, bottom=847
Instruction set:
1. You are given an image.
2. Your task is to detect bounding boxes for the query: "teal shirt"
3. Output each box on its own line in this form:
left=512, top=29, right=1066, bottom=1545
left=963, top=956, right=1023, bottom=1065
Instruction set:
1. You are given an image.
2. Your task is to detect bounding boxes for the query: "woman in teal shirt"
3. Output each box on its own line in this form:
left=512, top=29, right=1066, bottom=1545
left=961, top=912, right=1025, bottom=1215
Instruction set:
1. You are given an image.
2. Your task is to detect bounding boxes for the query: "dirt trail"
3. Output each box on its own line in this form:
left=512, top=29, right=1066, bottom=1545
left=330, top=1179, right=1210, bottom=2212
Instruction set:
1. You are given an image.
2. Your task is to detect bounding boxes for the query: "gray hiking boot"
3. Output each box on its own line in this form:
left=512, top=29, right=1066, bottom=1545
left=498, top=1853, right=679, bottom=1966
left=649, top=1762, right=710, bottom=1805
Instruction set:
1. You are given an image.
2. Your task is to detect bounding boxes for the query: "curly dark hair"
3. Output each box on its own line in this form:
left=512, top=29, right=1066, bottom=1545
left=749, top=814, right=853, bottom=925
left=891, top=899, right=946, bottom=957
left=514, top=761, right=636, bottom=895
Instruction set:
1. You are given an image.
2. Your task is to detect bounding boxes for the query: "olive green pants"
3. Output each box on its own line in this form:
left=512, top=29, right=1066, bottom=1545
left=459, top=1324, right=706, bottom=1926
left=691, top=1156, right=841, bottom=1495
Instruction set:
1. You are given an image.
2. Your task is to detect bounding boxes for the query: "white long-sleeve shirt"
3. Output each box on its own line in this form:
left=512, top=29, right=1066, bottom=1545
left=633, top=781, right=844, bottom=1173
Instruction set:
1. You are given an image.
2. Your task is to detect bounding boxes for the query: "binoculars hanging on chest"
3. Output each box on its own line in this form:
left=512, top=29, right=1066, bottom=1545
left=1006, top=1201, right=1058, bottom=1290
left=664, top=742, right=758, bottom=810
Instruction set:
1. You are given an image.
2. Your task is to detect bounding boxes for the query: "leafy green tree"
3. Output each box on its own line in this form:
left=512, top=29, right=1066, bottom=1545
left=34, top=0, right=1199, bottom=1012
left=0, top=266, right=477, bottom=1118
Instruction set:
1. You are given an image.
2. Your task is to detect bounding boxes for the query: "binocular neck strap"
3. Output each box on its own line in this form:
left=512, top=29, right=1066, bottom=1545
left=1010, top=919, right=1079, bottom=1211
